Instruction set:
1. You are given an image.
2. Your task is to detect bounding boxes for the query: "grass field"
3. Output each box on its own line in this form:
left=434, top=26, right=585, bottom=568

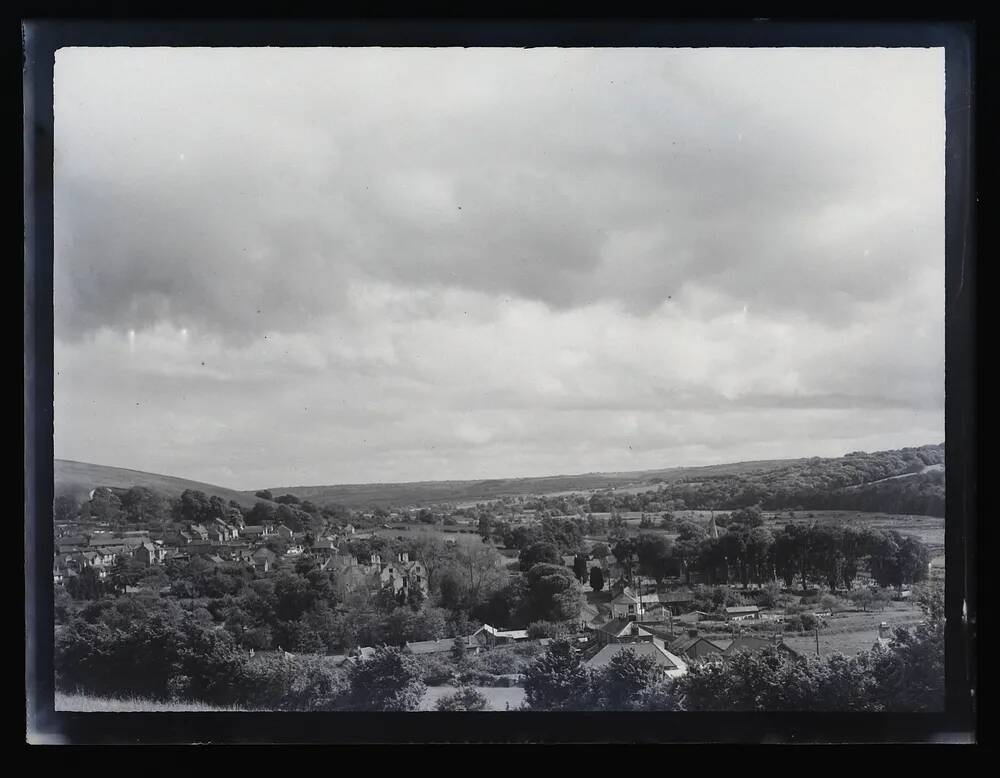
left=366, top=525, right=487, bottom=547
left=55, top=692, right=250, bottom=712
left=419, top=685, right=526, bottom=711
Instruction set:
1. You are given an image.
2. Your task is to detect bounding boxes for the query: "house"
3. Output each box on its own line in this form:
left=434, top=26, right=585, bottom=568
left=677, top=610, right=713, bottom=625
left=585, top=640, right=688, bottom=680
left=667, top=631, right=726, bottom=661
left=472, top=624, right=530, bottom=648
left=609, top=587, right=652, bottom=621
left=721, top=635, right=798, bottom=659
left=593, top=618, right=654, bottom=646
left=725, top=605, right=762, bottom=622
left=189, top=524, right=210, bottom=542
left=276, top=524, right=294, bottom=540
left=343, top=524, right=355, bottom=535
left=252, top=547, right=278, bottom=573
left=134, top=542, right=167, bottom=566
left=311, top=539, right=338, bottom=557
left=379, top=552, right=429, bottom=597
left=285, top=544, right=305, bottom=556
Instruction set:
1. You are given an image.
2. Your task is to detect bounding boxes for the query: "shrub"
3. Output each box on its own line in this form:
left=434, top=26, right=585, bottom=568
left=434, top=686, right=489, bottom=711
left=415, top=654, right=456, bottom=686
left=470, top=649, right=519, bottom=676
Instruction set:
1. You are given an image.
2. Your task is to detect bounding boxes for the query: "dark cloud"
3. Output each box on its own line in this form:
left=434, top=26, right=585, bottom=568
left=53, top=48, right=945, bottom=485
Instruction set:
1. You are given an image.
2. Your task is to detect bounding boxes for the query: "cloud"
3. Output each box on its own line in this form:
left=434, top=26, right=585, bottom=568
left=53, top=47, right=945, bottom=486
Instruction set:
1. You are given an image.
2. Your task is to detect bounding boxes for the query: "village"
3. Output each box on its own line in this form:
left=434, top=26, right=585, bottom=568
left=53, top=485, right=929, bottom=708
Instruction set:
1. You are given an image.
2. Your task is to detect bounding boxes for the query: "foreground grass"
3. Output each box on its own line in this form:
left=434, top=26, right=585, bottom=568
left=419, top=685, right=526, bottom=711
left=55, top=692, right=251, bottom=712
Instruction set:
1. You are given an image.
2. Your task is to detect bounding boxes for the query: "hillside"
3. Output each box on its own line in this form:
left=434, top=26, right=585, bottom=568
left=257, top=458, right=808, bottom=509
left=54, top=459, right=264, bottom=510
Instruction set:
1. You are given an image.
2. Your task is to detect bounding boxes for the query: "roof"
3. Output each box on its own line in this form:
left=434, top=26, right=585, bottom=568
left=668, top=635, right=724, bottom=656
left=725, top=606, right=761, bottom=614
left=475, top=624, right=530, bottom=640
left=596, top=618, right=639, bottom=637
left=585, top=642, right=687, bottom=673
left=722, top=636, right=796, bottom=657
left=610, top=590, right=640, bottom=605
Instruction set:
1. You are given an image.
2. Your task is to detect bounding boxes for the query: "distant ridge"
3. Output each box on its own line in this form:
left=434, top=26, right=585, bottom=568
left=256, top=458, right=808, bottom=509
left=54, top=459, right=266, bottom=509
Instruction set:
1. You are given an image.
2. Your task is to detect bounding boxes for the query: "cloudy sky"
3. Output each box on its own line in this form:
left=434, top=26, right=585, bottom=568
left=53, top=47, right=945, bottom=490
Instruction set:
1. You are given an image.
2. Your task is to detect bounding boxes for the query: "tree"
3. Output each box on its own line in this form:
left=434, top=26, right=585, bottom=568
left=573, top=555, right=588, bottom=583
left=255, top=490, right=274, bottom=501
left=453, top=545, right=506, bottom=606
left=435, top=686, right=489, bottom=711
left=636, top=533, right=674, bottom=584
left=66, top=566, right=104, bottom=600
left=88, top=487, right=123, bottom=525
left=731, top=505, right=765, bottom=528
left=121, top=486, right=167, bottom=527
left=54, top=495, right=81, bottom=523
left=450, top=635, right=468, bottom=662
left=590, top=543, right=610, bottom=560
left=522, top=639, right=594, bottom=711
left=519, top=542, right=561, bottom=572
left=345, top=646, right=426, bottom=711
left=595, top=646, right=668, bottom=710
left=589, top=566, right=605, bottom=592
left=523, top=563, right=581, bottom=623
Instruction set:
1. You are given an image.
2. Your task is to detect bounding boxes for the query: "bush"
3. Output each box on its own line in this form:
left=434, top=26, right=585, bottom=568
left=435, top=686, right=489, bottom=711
left=470, top=649, right=519, bottom=676
left=526, top=621, right=568, bottom=639
left=415, top=654, right=456, bottom=686
left=231, top=653, right=347, bottom=710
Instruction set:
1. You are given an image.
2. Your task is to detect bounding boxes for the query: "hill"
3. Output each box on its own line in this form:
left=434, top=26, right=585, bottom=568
left=256, top=458, right=807, bottom=509
left=54, top=459, right=265, bottom=510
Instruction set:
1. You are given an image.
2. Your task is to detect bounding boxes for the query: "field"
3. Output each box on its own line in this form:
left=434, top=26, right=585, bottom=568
left=419, top=685, right=526, bottom=711
left=55, top=692, right=251, bottom=712
left=365, top=525, right=487, bottom=547
left=55, top=459, right=268, bottom=510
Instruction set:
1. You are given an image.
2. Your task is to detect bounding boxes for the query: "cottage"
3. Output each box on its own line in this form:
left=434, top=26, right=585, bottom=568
left=311, top=539, right=339, bottom=557
left=472, top=624, right=530, bottom=647
left=189, top=524, right=210, bottom=542
left=724, top=605, right=762, bottom=622
left=609, top=587, right=651, bottom=621
left=721, top=635, right=798, bottom=658
left=134, top=541, right=167, bottom=566
left=667, top=630, right=725, bottom=661
left=276, top=524, right=294, bottom=540
left=585, top=640, right=688, bottom=679
left=593, top=618, right=654, bottom=646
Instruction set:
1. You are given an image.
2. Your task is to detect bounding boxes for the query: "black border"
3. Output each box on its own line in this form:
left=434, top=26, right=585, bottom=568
left=24, top=18, right=978, bottom=745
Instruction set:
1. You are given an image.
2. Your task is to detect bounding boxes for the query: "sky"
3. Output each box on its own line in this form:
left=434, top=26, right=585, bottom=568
left=53, top=47, right=945, bottom=490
